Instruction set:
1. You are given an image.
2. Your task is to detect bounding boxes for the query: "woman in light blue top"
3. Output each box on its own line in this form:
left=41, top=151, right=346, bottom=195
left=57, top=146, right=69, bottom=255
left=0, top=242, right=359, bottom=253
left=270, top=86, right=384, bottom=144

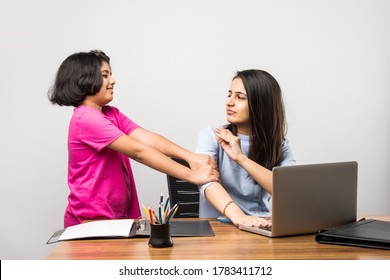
left=196, top=69, right=295, bottom=227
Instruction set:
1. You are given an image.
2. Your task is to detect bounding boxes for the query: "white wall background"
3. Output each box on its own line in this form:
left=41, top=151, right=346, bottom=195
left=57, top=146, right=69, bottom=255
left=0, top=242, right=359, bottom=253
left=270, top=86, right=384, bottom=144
left=1, top=0, right=389, bottom=259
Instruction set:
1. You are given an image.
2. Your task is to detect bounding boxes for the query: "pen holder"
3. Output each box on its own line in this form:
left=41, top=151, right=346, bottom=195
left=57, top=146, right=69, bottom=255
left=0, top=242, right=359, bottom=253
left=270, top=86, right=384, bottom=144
left=148, top=223, right=174, bottom=248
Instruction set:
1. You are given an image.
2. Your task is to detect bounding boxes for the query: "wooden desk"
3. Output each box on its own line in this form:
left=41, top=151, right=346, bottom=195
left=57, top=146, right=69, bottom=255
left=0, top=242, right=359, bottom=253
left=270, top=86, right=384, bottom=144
left=46, top=216, right=390, bottom=260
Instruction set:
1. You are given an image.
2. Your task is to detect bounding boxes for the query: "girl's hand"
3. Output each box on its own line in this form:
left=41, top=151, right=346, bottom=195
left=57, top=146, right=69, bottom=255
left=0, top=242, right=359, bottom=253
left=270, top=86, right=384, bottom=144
left=189, top=164, right=220, bottom=185
left=188, top=154, right=217, bottom=171
left=215, top=128, right=244, bottom=162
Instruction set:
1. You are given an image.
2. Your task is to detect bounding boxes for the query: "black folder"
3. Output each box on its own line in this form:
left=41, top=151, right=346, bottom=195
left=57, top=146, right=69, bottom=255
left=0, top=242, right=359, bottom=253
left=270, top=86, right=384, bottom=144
left=315, top=218, right=390, bottom=250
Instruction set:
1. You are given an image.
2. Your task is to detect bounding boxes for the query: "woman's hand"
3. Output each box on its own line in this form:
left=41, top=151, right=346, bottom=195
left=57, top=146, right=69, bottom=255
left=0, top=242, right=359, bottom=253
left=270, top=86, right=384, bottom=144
left=215, top=128, right=244, bottom=162
left=232, top=214, right=272, bottom=228
left=221, top=198, right=271, bottom=228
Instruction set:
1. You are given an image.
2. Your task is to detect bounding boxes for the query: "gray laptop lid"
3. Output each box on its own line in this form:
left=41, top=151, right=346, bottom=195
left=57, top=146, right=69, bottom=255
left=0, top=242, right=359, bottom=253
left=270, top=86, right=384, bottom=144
left=240, top=161, right=358, bottom=237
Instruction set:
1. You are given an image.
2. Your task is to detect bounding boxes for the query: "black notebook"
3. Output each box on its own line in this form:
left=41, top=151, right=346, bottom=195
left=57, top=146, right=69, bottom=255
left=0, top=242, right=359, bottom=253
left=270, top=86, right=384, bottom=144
left=136, top=220, right=214, bottom=237
left=315, top=218, right=390, bottom=250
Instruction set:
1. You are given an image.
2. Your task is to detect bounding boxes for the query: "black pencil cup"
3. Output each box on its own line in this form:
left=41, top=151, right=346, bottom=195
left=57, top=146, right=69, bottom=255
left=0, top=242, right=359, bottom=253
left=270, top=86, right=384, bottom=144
left=148, top=223, right=174, bottom=248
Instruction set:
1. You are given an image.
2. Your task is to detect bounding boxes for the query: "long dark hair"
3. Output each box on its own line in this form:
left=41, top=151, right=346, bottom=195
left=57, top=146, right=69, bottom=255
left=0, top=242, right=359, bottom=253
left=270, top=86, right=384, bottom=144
left=48, top=50, right=110, bottom=107
left=226, top=69, right=286, bottom=169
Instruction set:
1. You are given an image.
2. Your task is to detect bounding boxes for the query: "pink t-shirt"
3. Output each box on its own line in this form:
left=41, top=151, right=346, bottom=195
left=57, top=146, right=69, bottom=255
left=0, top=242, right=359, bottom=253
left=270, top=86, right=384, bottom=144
left=64, top=105, right=141, bottom=227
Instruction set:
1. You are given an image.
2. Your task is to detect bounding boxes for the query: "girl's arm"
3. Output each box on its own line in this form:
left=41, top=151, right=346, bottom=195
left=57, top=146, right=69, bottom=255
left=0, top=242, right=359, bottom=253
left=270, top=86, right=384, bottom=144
left=107, top=134, right=219, bottom=185
left=129, top=127, right=217, bottom=170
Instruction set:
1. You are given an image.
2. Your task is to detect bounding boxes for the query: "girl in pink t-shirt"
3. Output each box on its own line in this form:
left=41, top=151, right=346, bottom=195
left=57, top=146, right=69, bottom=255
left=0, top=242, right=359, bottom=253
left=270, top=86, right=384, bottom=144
left=48, top=50, right=219, bottom=227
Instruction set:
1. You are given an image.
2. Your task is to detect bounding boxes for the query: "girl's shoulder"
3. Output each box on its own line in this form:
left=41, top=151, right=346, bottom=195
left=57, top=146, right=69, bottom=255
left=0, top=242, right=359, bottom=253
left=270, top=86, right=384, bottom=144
left=102, top=105, right=129, bottom=119
left=73, top=105, right=99, bottom=118
left=73, top=105, right=121, bottom=122
left=102, top=105, right=119, bottom=114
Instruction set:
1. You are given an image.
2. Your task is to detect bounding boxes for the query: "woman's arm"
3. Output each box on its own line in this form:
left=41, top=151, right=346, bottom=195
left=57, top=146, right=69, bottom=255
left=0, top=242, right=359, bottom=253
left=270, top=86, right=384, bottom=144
left=129, top=127, right=217, bottom=170
left=235, top=157, right=273, bottom=194
left=108, top=134, right=219, bottom=185
left=215, top=128, right=273, bottom=194
left=204, top=182, right=271, bottom=227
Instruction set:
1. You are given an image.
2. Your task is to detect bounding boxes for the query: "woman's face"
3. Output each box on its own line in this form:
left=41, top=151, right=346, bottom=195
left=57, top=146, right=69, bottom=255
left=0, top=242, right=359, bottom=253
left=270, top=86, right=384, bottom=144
left=226, top=77, right=250, bottom=134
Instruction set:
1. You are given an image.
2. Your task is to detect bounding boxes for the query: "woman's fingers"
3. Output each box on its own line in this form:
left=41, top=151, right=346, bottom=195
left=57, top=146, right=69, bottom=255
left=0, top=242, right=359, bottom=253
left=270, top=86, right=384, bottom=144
left=215, top=128, right=238, bottom=145
left=241, top=217, right=272, bottom=228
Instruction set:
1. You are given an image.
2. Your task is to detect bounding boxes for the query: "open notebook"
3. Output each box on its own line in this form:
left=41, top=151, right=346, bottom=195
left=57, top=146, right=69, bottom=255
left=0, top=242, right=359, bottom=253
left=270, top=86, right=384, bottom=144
left=47, top=219, right=214, bottom=244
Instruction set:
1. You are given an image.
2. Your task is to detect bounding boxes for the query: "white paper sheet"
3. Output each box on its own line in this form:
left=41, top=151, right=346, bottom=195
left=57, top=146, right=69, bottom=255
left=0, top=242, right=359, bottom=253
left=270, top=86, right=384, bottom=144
left=58, top=219, right=135, bottom=241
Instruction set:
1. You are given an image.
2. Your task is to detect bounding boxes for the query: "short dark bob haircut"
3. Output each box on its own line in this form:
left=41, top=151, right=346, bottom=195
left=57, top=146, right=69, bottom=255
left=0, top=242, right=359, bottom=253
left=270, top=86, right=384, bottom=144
left=48, top=50, right=110, bottom=107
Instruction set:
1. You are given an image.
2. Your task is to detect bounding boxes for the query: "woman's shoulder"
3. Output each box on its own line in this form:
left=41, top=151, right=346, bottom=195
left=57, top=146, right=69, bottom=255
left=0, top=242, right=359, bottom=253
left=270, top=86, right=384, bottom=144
left=196, top=126, right=221, bottom=153
left=199, top=125, right=225, bottom=134
left=200, top=125, right=215, bottom=134
left=198, top=125, right=224, bottom=140
left=280, top=138, right=296, bottom=166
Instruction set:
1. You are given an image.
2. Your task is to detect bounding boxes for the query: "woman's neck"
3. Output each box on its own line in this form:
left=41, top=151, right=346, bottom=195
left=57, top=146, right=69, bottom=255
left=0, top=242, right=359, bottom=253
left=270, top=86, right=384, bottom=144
left=236, top=125, right=250, bottom=136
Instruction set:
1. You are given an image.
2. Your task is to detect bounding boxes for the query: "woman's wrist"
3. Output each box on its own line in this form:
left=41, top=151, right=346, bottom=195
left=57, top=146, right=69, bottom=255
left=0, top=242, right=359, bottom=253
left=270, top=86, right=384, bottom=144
left=222, top=200, right=235, bottom=216
left=223, top=201, right=246, bottom=226
left=235, top=153, right=247, bottom=165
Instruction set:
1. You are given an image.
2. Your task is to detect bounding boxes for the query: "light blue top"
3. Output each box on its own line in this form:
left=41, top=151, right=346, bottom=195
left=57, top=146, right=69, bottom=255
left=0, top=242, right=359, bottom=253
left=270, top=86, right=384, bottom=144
left=196, top=126, right=296, bottom=218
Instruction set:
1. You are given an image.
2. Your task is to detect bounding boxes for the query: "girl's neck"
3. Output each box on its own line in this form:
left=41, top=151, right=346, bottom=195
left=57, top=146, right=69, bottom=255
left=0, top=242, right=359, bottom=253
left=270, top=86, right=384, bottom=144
left=81, top=100, right=103, bottom=111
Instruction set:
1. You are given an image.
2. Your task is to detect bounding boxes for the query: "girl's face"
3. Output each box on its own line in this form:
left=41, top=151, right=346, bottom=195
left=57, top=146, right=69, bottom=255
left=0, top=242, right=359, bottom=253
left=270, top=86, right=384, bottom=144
left=226, top=77, right=250, bottom=134
left=84, top=61, right=116, bottom=109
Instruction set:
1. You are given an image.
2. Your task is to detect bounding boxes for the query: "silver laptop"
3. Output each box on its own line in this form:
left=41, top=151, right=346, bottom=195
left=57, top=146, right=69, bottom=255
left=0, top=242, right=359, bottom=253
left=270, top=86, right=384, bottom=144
left=239, top=161, right=358, bottom=237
